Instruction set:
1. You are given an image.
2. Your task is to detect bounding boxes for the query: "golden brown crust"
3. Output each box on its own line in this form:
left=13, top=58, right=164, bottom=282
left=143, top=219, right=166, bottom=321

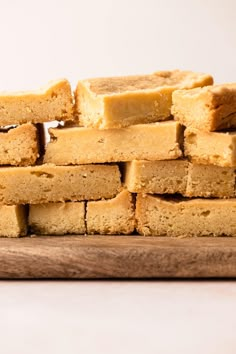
left=172, top=83, right=236, bottom=131
left=81, top=70, right=213, bottom=95
left=0, top=79, right=73, bottom=125
left=75, top=70, right=213, bottom=128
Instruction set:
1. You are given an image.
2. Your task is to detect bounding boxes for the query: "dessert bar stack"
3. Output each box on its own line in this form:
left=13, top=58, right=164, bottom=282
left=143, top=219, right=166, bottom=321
left=0, top=79, right=74, bottom=237
left=135, top=83, right=236, bottom=236
left=0, top=70, right=235, bottom=237
left=41, top=70, right=215, bottom=236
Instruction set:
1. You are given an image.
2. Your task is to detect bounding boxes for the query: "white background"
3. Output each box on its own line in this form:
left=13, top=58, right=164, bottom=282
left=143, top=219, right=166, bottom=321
left=0, top=0, right=235, bottom=91
left=0, top=1, right=236, bottom=353
left=1, top=281, right=236, bottom=354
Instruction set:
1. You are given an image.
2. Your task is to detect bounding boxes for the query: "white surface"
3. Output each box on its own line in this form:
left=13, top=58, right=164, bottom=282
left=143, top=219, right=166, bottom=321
left=0, top=0, right=235, bottom=91
left=0, top=281, right=236, bottom=354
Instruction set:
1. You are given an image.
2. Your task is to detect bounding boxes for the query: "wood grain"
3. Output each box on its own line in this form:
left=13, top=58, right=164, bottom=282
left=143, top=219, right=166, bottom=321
left=0, top=235, right=236, bottom=279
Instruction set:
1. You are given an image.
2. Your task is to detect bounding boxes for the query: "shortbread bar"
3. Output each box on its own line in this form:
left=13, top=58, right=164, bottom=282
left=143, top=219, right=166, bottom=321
left=136, top=194, right=236, bottom=237
left=44, top=121, right=183, bottom=165
left=0, top=164, right=121, bottom=204
left=75, top=70, right=213, bottom=128
left=123, top=160, right=235, bottom=198
left=0, top=79, right=73, bottom=126
left=172, top=83, right=236, bottom=131
left=185, top=163, right=235, bottom=198
left=184, top=128, right=236, bottom=167
left=123, top=160, right=188, bottom=194
left=87, top=190, right=135, bottom=234
left=0, top=123, right=39, bottom=166
left=0, top=205, right=27, bottom=237
left=29, top=202, right=85, bottom=235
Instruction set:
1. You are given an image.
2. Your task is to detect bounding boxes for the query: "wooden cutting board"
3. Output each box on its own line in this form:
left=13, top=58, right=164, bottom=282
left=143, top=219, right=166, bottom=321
left=0, top=235, right=236, bottom=279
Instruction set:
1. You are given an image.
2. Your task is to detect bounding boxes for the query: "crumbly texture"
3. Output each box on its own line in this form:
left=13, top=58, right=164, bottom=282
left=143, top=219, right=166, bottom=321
left=123, top=160, right=235, bottom=198
left=185, top=163, right=235, bottom=198
left=123, top=160, right=188, bottom=194
left=172, top=83, right=236, bottom=131
left=29, top=202, right=86, bottom=235
left=75, top=70, right=213, bottom=128
left=184, top=128, right=236, bottom=167
left=87, top=190, right=135, bottom=235
left=0, top=79, right=73, bottom=125
left=44, top=121, right=183, bottom=165
left=136, top=194, right=236, bottom=237
left=0, top=123, right=40, bottom=166
left=0, top=164, right=121, bottom=205
left=0, top=205, right=27, bottom=237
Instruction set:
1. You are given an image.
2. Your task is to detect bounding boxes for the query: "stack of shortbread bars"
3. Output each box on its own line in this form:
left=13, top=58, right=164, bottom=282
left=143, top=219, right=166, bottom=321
left=0, top=70, right=235, bottom=237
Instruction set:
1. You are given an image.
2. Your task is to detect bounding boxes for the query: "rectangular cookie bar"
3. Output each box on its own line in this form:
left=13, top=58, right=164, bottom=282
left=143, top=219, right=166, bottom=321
left=0, top=205, right=27, bottom=237
left=44, top=121, right=183, bottom=165
left=0, top=123, right=40, bottom=166
left=123, top=160, right=188, bottom=194
left=29, top=202, right=85, bottom=235
left=184, top=128, right=236, bottom=167
left=0, top=164, right=121, bottom=205
left=123, top=160, right=234, bottom=198
left=172, top=83, right=236, bottom=131
left=75, top=70, right=213, bottom=128
left=0, top=79, right=73, bottom=126
left=87, top=190, right=135, bottom=235
left=136, top=194, right=236, bottom=237
left=185, top=163, right=235, bottom=198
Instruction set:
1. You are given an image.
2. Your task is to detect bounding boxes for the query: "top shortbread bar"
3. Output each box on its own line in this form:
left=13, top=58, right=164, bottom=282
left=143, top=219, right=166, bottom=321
left=172, top=83, right=236, bottom=131
left=0, top=79, right=73, bottom=126
left=75, top=70, right=213, bottom=129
